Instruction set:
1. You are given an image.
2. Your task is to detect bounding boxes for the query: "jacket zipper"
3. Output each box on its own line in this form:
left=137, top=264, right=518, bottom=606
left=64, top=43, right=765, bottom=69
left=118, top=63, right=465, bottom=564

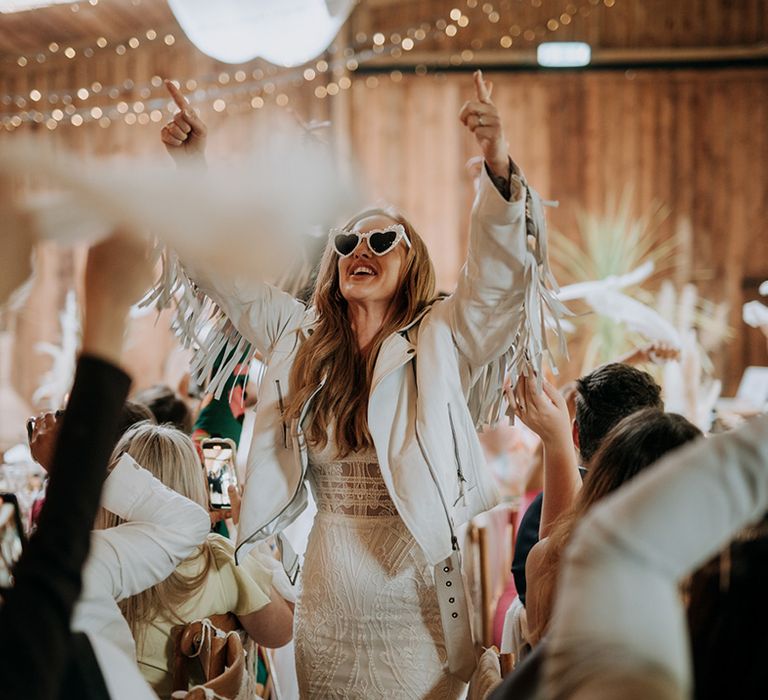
left=237, top=378, right=325, bottom=559
left=447, top=403, right=467, bottom=504
left=275, top=379, right=287, bottom=449
left=271, top=379, right=324, bottom=512
left=414, top=417, right=459, bottom=552
left=410, top=363, right=459, bottom=552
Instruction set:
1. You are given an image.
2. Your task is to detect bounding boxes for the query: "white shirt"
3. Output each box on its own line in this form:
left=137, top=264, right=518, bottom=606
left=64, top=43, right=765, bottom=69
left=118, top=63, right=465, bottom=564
left=544, top=415, right=768, bottom=698
left=71, top=454, right=210, bottom=660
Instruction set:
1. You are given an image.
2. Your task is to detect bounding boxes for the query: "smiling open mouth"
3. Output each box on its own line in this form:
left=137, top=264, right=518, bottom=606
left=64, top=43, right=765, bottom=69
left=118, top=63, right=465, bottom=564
left=350, top=265, right=377, bottom=277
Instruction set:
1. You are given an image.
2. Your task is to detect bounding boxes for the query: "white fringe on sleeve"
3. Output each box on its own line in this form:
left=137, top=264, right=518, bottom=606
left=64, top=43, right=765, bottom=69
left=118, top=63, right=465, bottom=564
left=470, top=185, right=571, bottom=429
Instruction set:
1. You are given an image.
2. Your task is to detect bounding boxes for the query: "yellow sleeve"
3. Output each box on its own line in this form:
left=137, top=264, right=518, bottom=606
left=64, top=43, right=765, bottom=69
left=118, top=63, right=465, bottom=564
left=207, top=534, right=273, bottom=617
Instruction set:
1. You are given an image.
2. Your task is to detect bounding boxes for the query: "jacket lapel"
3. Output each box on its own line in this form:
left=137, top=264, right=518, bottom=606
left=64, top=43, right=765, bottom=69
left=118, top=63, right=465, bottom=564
left=370, top=333, right=415, bottom=396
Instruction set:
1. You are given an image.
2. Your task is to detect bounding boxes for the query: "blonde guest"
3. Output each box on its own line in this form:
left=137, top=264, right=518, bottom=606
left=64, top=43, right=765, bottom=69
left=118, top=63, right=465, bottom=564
left=97, top=423, right=293, bottom=699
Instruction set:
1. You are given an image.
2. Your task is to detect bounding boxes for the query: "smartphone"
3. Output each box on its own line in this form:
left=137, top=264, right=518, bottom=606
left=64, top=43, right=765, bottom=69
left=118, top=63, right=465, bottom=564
left=201, top=438, right=238, bottom=510
left=0, top=494, right=25, bottom=589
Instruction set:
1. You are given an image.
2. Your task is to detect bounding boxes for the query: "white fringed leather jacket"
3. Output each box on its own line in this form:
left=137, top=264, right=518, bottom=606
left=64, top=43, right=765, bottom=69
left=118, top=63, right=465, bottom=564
left=187, top=167, right=559, bottom=575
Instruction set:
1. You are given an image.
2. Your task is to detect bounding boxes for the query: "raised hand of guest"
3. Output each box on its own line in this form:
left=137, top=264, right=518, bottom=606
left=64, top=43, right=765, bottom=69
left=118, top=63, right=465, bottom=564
left=83, top=230, right=155, bottom=366
left=511, top=376, right=573, bottom=449
left=618, top=341, right=681, bottom=366
left=512, top=376, right=580, bottom=537
left=459, top=69, right=510, bottom=179
left=160, top=79, right=208, bottom=167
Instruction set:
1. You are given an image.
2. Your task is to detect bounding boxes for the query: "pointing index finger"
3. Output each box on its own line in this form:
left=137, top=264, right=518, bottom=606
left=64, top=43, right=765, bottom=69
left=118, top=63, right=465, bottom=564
left=165, top=79, right=189, bottom=111
left=474, top=70, right=493, bottom=104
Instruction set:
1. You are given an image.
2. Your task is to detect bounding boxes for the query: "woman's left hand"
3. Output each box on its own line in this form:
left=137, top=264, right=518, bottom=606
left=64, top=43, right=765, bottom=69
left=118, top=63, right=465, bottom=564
left=459, top=70, right=510, bottom=179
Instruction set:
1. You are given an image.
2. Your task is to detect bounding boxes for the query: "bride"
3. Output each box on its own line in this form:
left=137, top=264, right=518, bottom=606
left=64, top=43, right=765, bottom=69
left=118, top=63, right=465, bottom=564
left=160, top=71, right=547, bottom=699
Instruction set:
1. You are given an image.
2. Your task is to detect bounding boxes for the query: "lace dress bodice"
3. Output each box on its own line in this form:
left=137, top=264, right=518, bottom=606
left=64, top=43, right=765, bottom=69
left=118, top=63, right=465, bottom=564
left=308, top=441, right=398, bottom=518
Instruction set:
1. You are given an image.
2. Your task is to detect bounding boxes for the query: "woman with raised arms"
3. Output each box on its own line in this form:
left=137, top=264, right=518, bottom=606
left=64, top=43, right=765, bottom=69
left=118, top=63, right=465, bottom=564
left=159, top=71, right=558, bottom=699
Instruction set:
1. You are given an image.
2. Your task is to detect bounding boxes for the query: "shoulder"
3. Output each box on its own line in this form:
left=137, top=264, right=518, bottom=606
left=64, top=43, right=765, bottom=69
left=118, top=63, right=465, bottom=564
left=406, top=297, right=451, bottom=340
left=526, top=537, right=550, bottom=576
left=205, top=533, right=236, bottom=565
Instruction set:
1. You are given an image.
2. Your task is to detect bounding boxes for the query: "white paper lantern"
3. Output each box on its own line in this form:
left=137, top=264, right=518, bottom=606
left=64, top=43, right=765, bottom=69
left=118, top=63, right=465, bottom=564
left=168, top=0, right=356, bottom=66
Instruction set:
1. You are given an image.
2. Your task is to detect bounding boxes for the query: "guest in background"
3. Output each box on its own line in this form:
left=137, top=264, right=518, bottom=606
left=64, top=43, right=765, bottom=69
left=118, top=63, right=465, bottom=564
left=27, top=399, right=155, bottom=532
left=117, top=400, right=156, bottom=436
left=522, top=408, right=701, bottom=644
left=510, top=363, right=664, bottom=606
left=134, top=384, right=193, bottom=434
left=191, top=347, right=255, bottom=451
left=97, top=422, right=294, bottom=699
left=71, top=436, right=210, bottom=667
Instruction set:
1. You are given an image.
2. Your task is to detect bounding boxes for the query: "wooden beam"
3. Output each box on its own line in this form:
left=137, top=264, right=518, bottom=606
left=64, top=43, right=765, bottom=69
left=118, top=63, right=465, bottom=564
left=356, top=43, right=768, bottom=71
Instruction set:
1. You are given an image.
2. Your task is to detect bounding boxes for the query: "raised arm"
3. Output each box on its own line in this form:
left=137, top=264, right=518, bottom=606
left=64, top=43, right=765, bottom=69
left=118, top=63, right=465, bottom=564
left=511, top=377, right=580, bottom=538
left=82, top=454, right=210, bottom=603
left=159, top=80, right=305, bottom=359
left=0, top=232, right=153, bottom=700
left=444, top=72, right=530, bottom=372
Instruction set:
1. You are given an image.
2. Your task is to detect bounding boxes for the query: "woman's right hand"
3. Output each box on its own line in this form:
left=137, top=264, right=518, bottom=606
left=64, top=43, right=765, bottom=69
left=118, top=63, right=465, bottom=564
left=160, top=80, right=208, bottom=167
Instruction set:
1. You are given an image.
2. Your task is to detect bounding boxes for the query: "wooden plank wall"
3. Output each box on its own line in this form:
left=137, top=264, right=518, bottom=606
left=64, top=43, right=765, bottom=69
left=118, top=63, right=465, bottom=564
left=348, top=68, right=768, bottom=390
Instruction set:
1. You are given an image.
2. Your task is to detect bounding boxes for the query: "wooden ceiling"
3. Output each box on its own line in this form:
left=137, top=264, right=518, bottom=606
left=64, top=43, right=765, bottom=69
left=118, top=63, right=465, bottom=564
left=0, top=0, right=766, bottom=60
left=0, top=0, right=176, bottom=55
left=353, top=0, right=768, bottom=52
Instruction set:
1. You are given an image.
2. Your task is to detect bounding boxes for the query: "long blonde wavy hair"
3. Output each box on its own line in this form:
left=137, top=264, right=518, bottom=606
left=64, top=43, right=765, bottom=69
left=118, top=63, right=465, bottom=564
left=284, top=208, right=436, bottom=456
left=96, top=422, right=213, bottom=641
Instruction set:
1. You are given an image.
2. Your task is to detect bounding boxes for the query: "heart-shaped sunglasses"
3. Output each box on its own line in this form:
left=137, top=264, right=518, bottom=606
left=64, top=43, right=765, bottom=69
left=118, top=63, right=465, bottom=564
left=329, top=223, right=412, bottom=258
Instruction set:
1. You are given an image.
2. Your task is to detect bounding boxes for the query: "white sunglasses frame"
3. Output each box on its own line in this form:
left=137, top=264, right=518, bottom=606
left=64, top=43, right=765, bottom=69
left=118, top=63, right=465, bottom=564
left=329, top=223, right=412, bottom=258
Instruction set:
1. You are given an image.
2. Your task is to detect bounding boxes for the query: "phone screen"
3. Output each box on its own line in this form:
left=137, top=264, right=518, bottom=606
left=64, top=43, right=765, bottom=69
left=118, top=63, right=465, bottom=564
left=0, top=495, right=24, bottom=589
left=202, top=440, right=238, bottom=509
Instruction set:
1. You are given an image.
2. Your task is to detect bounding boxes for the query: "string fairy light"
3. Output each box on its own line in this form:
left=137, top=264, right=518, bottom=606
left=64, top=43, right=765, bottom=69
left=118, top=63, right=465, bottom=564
left=4, top=18, right=172, bottom=68
left=0, top=0, right=617, bottom=131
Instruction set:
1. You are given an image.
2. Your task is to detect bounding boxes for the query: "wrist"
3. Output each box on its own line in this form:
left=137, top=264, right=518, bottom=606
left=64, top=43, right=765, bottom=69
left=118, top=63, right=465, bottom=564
left=486, top=153, right=510, bottom=181
left=542, top=432, right=576, bottom=458
left=82, top=303, right=130, bottom=366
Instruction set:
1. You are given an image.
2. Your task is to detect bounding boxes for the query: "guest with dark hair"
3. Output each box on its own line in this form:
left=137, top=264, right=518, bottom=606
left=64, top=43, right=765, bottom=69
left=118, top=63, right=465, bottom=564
left=29, top=400, right=156, bottom=475
left=510, top=363, right=664, bottom=605
left=524, top=408, right=702, bottom=644
left=117, top=399, right=156, bottom=437
left=573, top=363, right=665, bottom=463
left=688, top=513, right=768, bottom=699
left=133, top=384, right=192, bottom=434
left=490, top=408, right=701, bottom=699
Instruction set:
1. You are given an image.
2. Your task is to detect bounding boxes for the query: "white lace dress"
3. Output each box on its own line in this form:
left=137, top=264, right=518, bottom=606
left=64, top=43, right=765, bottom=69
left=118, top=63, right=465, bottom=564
left=294, top=438, right=465, bottom=700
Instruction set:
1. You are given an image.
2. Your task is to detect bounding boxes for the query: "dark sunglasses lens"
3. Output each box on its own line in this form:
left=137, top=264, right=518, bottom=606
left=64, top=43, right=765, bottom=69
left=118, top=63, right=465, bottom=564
left=26, top=418, right=35, bottom=441
left=369, top=230, right=398, bottom=254
left=334, top=233, right=359, bottom=256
